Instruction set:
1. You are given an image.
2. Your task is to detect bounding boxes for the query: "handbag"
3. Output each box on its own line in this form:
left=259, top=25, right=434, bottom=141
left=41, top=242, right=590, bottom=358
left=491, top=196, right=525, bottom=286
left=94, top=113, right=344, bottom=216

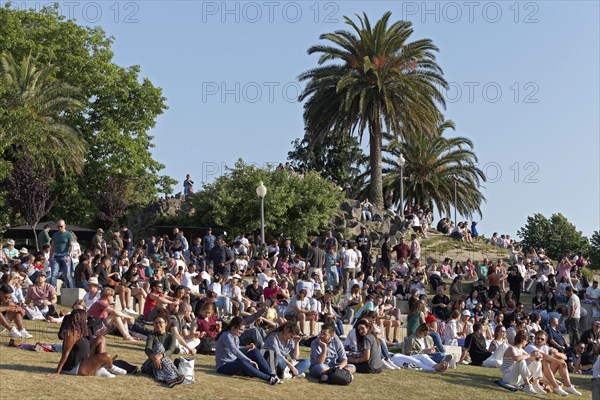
left=175, top=357, right=195, bottom=383
left=25, top=306, right=45, bottom=321
left=320, top=366, right=352, bottom=385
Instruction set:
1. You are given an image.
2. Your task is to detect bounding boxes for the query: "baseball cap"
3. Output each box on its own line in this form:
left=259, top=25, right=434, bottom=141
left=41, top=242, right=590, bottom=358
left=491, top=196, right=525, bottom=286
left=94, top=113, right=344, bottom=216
left=462, top=310, right=471, bottom=316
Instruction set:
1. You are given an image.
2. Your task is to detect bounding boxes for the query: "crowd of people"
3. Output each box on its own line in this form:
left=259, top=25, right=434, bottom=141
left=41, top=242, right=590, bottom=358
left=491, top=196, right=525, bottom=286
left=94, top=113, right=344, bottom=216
left=0, top=218, right=597, bottom=394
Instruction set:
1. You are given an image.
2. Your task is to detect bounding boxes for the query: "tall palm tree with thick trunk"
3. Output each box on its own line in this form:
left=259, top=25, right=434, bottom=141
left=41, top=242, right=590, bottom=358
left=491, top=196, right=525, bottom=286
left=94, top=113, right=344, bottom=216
left=298, top=11, right=448, bottom=207
left=0, top=51, right=86, bottom=174
left=381, top=120, right=487, bottom=218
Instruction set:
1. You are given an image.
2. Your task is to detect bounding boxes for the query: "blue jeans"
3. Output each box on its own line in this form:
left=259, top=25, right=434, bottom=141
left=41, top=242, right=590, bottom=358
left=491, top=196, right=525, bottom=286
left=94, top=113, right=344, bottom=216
left=74, top=281, right=89, bottom=291
left=217, top=349, right=273, bottom=381
left=332, top=318, right=345, bottom=337
left=327, top=269, right=339, bottom=290
left=429, top=352, right=447, bottom=364
left=276, top=356, right=310, bottom=376
left=429, top=331, right=445, bottom=354
left=49, top=254, right=74, bottom=288
left=380, top=338, right=390, bottom=359
left=216, top=297, right=231, bottom=315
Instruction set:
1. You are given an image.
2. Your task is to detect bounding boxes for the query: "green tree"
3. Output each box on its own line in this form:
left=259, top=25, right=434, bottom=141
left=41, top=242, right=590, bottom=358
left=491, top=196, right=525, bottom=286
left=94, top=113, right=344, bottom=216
left=590, top=231, right=600, bottom=269
left=157, top=175, right=178, bottom=199
left=0, top=5, right=167, bottom=225
left=192, top=160, right=344, bottom=247
left=517, top=213, right=589, bottom=260
left=299, top=12, right=448, bottom=208
left=377, top=121, right=486, bottom=217
left=287, top=133, right=364, bottom=195
left=0, top=50, right=87, bottom=175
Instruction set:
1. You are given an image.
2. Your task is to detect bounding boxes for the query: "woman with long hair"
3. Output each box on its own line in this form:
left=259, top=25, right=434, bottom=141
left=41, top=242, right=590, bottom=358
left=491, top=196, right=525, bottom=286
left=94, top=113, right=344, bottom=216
left=141, top=314, right=184, bottom=387
left=406, top=301, right=426, bottom=337
left=347, top=319, right=383, bottom=373
left=49, top=308, right=125, bottom=378
left=263, top=321, right=309, bottom=379
left=215, top=316, right=280, bottom=384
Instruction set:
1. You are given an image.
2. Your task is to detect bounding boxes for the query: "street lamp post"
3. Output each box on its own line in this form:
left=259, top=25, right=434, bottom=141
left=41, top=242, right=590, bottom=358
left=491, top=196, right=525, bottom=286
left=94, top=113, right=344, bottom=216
left=256, top=181, right=267, bottom=245
left=398, top=154, right=405, bottom=216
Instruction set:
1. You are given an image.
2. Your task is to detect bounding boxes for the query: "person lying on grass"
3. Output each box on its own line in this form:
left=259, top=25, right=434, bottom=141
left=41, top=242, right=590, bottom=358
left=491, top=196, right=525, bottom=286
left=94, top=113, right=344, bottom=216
left=49, top=306, right=126, bottom=378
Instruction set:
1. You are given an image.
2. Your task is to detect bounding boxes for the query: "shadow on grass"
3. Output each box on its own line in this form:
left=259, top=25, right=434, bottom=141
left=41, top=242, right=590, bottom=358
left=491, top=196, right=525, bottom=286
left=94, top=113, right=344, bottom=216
left=0, top=363, right=54, bottom=374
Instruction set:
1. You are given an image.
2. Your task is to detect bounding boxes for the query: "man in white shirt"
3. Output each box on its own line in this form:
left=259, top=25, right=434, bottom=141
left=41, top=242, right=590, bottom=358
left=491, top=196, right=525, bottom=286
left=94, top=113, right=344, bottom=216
left=284, top=289, right=316, bottom=336
left=525, top=331, right=582, bottom=395
left=585, top=280, right=600, bottom=316
left=346, top=271, right=365, bottom=295
left=566, top=286, right=581, bottom=346
left=341, top=242, right=359, bottom=291
left=181, top=263, right=197, bottom=289
left=257, top=268, right=273, bottom=288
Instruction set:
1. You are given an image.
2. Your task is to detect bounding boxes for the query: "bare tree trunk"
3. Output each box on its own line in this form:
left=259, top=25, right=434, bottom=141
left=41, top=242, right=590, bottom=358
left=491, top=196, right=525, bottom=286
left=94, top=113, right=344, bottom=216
left=32, top=224, right=39, bottom=251
left=369, top=119, right=384, bottom=208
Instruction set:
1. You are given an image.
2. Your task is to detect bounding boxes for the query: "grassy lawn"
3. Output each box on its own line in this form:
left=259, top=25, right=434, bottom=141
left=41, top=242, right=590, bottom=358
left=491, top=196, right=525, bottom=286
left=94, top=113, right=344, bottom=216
left=0, top=319, right=593, bottom=400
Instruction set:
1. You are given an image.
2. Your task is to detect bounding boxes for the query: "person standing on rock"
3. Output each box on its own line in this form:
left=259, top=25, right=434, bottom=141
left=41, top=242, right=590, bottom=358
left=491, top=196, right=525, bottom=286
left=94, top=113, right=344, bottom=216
left=183, top=174, right=194, bottom=198
left=410, top=234, right=421, bottom=260
left=380, top=236, right=391, bottom=276
left=356, top=227, right=371, bottom=272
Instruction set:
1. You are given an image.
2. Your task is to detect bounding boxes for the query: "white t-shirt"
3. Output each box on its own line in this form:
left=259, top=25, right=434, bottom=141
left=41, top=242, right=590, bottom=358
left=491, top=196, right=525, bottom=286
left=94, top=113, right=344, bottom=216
left=285, top=295, right=310, bottom=314
left=343, top=249, right=358, bottom=269
left=586, top=286, right=600, bottom=300
left=84, top=292, right=101, bottom=311
left=524, top=342, right=549, bottom=355
left=346, top=278, right=363, bottom=294
left=258, top=272, right=271, bottom=288
left=181, top=272, right=195, bottom=289
left=567, top=294, right=581, bottom=318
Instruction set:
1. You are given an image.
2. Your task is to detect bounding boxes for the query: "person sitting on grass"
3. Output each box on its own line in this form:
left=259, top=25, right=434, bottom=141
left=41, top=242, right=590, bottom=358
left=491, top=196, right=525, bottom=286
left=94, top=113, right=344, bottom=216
left=170, top=302, right=200, bottom=355
left=500, top=330, right=543, bottom=394
left=406, top=323, right=452, bottom=366
left=24, top=273, right=57, bottom=319
left=347, top=319, right=383, bottom=374
left=143, top=279, right=179, bottom=322
left=0, top=283, right=32, bottom=339
left=215, top=316, right=281, bottom=385
left=464, top=322, right=492, bottom=366
left=141, top=313, right=185, bottom=388
left=524, top=330, right=582, bottom=396
left=483, top=324, right=509, bottom=368
left=49, top=307, right=126, bottom=378
left=87, top=288, right=139, bottom=342
left=309, top=321, right=356, bottom=378
left=263, top=321, right=310, bottom=379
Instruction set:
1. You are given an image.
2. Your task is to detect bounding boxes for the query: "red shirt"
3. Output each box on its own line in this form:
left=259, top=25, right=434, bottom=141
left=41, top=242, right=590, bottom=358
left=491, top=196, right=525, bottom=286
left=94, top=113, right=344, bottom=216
left=196, top=315, right=219, bottom=338
left=143, top=292, right=163, bottom=319
left=88, top=300, right=110, bottom=320
left=392, top=243, right=411, bottom=260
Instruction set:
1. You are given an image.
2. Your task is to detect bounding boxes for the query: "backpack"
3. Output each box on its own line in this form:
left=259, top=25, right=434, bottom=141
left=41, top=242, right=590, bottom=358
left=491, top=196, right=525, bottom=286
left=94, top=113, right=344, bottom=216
left=320, top=367, right=352, bottom=385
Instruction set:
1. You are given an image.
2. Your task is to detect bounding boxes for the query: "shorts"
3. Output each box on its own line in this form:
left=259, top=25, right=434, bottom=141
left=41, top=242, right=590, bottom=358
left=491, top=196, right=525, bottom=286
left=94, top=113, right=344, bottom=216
left=63, top=363, right=80, bottom=375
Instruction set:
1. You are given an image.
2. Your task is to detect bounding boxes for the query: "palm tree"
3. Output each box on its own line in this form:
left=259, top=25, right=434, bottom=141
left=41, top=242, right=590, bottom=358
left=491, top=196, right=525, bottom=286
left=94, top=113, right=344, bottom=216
left=298, top=11, right=448, bottom=207
left=380, top=120, right=486, bottom=218
left=0, top=51, right=87, bottom=174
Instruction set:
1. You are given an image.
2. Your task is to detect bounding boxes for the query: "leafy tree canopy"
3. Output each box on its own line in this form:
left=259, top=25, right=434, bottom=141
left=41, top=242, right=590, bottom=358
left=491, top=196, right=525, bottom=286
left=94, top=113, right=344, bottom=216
left=192, top=160, right=344, bottom=247
left=0, top=5, right=169, bottom=226
left=517, top=212, right=589, bottom=261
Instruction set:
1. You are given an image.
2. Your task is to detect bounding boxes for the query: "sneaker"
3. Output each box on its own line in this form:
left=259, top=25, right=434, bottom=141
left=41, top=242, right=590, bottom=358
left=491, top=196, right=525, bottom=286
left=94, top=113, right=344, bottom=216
left=459, top=359, right=469, bottom=365
left=339, top=335, right=347, bottom=340
left=443, top=354, right=454, bottom=364
left=166, top=374, right=185, bottom=388
left=294, top=373, right=306, bottom=379
left=108, top=365, right=127, bottom=375
left=522, top=385, right=536, bottom=394
left=20, top=329, right=33, bottom=339
left=382, top=360, right=395, bottom=370
left=533, top=383, right=547, bottom=394
left=269, top=375, right=282, bottom=385
left=128, top=308, right=139, bottom=315
left=564, top=386, right=582, bottom=396
left=95, top=367, right=115, bottom=378
left=552, top=386, right=568, bottom=396
left=8, top=327, right=21, bottom=338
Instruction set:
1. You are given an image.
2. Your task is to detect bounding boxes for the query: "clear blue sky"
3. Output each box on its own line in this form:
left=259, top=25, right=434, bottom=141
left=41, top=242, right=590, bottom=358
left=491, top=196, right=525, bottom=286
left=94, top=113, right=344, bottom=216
left=22, top=0, right=600, bottom=238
